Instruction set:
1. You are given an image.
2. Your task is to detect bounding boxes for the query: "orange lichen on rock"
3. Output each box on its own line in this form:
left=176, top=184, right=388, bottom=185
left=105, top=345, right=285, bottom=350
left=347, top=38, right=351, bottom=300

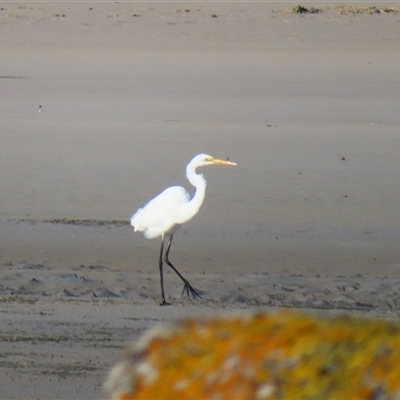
left=104, top=311, right=400, bottom=399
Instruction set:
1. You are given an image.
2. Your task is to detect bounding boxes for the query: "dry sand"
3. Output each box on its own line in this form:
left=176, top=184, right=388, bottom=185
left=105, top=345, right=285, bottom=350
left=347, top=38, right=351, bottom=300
left=1, top=2, right=400, bottom=398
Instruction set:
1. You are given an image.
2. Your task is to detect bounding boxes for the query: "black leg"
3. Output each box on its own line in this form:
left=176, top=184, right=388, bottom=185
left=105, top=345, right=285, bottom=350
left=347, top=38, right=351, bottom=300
left=158, top=235, right=170, bottom=306
left=164, top=235, right=202, bottom=300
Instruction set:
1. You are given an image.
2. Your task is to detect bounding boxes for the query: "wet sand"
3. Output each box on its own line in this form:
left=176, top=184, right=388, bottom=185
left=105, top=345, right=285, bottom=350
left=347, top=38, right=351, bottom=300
left=1, top=2, right=400, bottom=398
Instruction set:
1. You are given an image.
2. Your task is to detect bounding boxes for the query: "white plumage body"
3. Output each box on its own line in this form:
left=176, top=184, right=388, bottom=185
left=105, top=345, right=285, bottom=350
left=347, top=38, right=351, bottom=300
left=130, top=186, right=191, bottom=239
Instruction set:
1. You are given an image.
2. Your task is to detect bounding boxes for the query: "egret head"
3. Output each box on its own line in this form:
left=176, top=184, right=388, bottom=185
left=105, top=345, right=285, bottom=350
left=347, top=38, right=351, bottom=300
left=191, top=153, right=237, bottom=168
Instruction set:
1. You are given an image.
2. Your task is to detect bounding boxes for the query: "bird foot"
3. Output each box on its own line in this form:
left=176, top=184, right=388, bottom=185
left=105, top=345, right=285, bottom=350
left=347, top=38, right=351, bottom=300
left=181, top=282, right=202, bottom=300
left=160, top=299, right=171, bottom=306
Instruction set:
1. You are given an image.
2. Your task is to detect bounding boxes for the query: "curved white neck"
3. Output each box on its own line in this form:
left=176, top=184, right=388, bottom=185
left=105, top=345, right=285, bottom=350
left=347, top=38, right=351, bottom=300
left=176, top=162, right=207, bottom=224
left=187, top=167, right=207, bottom=205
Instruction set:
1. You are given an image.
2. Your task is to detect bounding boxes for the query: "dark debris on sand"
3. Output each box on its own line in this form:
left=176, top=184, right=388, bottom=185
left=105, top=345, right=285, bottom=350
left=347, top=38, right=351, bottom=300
left=275, top=4, right=400, bottom=15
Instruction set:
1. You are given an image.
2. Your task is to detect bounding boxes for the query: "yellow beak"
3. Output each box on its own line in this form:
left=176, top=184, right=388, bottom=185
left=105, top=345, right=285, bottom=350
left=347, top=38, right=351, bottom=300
left=210, top=158, right=237, bottom=166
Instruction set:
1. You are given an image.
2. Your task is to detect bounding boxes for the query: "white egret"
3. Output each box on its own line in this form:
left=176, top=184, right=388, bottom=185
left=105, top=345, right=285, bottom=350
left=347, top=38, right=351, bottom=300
left=130, top=153, right=237, bottom=305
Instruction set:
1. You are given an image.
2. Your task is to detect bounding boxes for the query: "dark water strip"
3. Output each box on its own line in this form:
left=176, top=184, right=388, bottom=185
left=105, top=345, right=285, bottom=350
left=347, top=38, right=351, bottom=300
left=5, top=218, right=130, bottom=227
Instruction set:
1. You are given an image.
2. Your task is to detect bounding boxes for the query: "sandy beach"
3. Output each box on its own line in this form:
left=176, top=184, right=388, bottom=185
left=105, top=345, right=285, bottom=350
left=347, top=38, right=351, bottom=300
left=1, top=2, right=400, bottom=398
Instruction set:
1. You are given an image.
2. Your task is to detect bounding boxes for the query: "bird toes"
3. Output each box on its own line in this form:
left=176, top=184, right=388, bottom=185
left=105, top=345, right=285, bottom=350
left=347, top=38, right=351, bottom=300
left=181, top=282, right=202, bottom=300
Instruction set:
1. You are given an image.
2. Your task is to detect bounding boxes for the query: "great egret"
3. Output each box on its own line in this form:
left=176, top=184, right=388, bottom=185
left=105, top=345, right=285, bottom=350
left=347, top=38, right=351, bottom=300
left=130, top=153, right=237, bottom=305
